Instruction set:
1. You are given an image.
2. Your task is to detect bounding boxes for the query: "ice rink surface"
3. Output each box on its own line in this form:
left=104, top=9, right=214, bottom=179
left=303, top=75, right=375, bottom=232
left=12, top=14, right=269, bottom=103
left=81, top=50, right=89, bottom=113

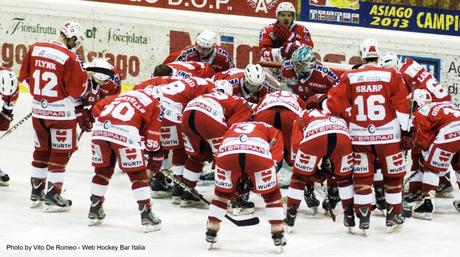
left=0, top=94, right=459, bottom=257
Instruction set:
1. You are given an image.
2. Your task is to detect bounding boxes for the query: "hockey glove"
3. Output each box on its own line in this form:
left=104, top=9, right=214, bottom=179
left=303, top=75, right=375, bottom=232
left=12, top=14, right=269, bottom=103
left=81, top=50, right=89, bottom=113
left=306, top=94, right=327, bottom=110
left=280, top=42, right=300, bottom=59
left=400, top=130, right=414, bottom=150
left=0, top=108, right=13, bottom=131
left=75, top=106, right=94, bottom=132
left=273, top=23, right=294, bottom=43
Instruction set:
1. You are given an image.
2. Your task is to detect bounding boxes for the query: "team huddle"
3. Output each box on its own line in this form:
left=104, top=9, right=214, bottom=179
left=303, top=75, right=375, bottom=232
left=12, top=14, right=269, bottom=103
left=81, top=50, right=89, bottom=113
left=0, top=1, right=459, bottom=252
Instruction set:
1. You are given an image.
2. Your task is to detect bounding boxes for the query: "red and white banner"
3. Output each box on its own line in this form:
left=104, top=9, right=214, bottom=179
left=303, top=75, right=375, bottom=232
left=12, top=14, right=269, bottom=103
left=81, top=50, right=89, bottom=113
left=86, top=0, right=296, bottom=18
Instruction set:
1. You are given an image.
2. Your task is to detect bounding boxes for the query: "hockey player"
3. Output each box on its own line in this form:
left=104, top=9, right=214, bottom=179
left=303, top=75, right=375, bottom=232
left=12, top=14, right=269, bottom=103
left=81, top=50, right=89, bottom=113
left=19, top=21, right=88, bottom=211
left=213, top=64, right=268, bottom=104
left=163, top=30, right=234, bottom=73
left=81, top=58, right=121, bottom=107
left=410, top=89, right=460, bottom=220
left=282, top=45, right=341, bottom=101
left=88, top=88, right=162, bottom=232
left=149, top=78, right=219, bottom=202
left=259, top=2, right=314, bottom=62
left=206, top=121, right=286, bottom=249
left=378, top=52, right=453, bottom=199
left=285, top=108, right=354, bottom=231
left=307, top=39, right=411, bottom=233
left=0, top=68, right=19, bottom=186
left=254, top=91, right=305, bottom=167
left=152, top=61, right=215, bottom=79
left=180, top=84, right=253, bottom=208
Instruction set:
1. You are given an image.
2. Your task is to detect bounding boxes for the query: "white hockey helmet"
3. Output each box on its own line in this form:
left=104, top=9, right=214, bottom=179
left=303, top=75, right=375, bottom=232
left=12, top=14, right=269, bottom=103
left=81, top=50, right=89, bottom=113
left=378, top=52, right=400, bottom=69
left=244, top=64, right=266, bottom=93
left=60, top=21, right=84, bottom=49
left=359, top=39, right=381, bottom=60
left=90, top=58, right=114, bottom=83
left=215, top=80, right=233, bottom=96
left=0, top=70, right=19, bottom=96
left=196, top=30, right=217, bottom=49
left=276, top=2, right=296, bottom=17
left=412, top=89, right=432, bottom=108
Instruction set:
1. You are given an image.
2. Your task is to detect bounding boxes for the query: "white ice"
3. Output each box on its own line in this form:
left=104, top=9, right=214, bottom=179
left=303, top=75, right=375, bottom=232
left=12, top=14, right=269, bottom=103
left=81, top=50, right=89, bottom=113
left=0, top=94, right=459, bottom=257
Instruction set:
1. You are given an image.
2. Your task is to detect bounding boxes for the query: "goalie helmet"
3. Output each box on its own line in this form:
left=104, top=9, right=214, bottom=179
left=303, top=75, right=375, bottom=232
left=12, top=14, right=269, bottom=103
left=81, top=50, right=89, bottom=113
left=276, top=2, right=296, bottom=17
left=359, top=39, right=381, bottom=60
left=215, top=80, right=233, bottom=96
left=60, top=21, right=84, bottom=49
left=244, top=64, right=265, bottom=93
left=291, top=46, right=316, bottom=77
left=412, top=89, right=432, bottom=108
left=0, top=70, right=19, bottom=96
left=90, top=58, right=114, bottom=83
left=378, top=52, right=400, bottom=69
left=196, top=30, right=216, bottom=49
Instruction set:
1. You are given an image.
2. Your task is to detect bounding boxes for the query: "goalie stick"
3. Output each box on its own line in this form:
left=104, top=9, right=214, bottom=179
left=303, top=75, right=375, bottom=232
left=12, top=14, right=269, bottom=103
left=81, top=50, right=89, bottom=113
left=0, top=112, right=32, bottom=140
left=159, top=169, right=260, bottom=227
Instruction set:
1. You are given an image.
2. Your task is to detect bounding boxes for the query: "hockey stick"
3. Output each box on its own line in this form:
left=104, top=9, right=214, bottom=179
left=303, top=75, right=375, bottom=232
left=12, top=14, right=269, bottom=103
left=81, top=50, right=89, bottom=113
left=320, top=182, right=336, bottom=222
left=159, top=169, right=260, bottom=227
left=0, top=112, right=32, bottom=140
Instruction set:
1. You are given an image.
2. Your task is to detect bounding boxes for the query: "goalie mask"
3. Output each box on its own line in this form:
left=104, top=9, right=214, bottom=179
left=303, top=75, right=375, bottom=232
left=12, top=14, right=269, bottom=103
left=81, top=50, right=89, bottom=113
left=291, top=46, right=316, bottom=78
left=244, top=64, right=266, bottom=94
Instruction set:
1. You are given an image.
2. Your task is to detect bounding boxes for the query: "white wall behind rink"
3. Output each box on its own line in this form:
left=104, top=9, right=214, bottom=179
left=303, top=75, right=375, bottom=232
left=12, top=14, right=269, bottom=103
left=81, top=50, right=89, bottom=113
left=1, top=0, right=459, bottom=103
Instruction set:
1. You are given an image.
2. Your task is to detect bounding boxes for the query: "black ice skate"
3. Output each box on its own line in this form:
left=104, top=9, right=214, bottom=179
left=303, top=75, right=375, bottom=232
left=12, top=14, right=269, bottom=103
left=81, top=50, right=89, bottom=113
left=180, top=189, right=205, bottom=208
left=0, top=169, right=10, bottom=186
left=436, top=178, right=454, bottom=198
left=343, top=206, right=355, bottom=234
left=200, top=171, right=215, bottom=181
left=304, top=185, right=319, bottom=214
left=171, top=182, right=183, bottom=205
left=229, top=193, right=255, bottom=216
left=357, top=206, right=370, bottom=236
left=272, top=232, right=287, bottom=253
left=385, top=206, right=405, bottom=233
left=322, top=186, right=340, bottom=212
left=149, top=176, right=172, bottom=199
left=44, top=183, right=72, bottom=212
left=284, top=205, right=298, bottom=233
left=30, top=178, right=46, bottom=208
left=403, top=190, right=422, bottom=203
left=206, top=230, right=217, bottom=250
left=139, top=203, right=161, bottom=232
left=413, top=196, right=434, bottom=220
left=453, top=200, right=460, bottom=212
left=88, top=195, right=106, bottom=226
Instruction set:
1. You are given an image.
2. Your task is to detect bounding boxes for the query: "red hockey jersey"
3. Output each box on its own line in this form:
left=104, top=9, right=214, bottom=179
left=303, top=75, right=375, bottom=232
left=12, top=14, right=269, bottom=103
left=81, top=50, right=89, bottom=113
left=255, top=90, right=305, bottom=117
left=153, top=61, right=215, bottom=79
left=92, top=89, right=161, bottom=151
left=324, top=64, right=410, bottom=145
left=19, top=40, right=88, bottom=120
left=414, top=102, right=460, bottom=150
left=163, top=45, right=234, bottom=73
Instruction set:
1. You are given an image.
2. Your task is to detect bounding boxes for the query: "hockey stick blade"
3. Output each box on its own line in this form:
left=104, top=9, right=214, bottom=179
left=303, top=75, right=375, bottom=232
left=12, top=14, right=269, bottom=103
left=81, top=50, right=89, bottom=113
left=160, top=169, right=260, bottom=227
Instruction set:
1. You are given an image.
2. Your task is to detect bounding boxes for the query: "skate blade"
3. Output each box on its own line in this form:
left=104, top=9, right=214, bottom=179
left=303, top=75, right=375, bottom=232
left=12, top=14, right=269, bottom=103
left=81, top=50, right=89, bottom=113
left=44, top=205, right=71, bottom=213
left=309, top=207, right=318, bottom=215
left=151, top=191, right=172, bottom=199
left=230, top=207, right=255, bottom=216
left=171, top=196, right=181, bottom=205
left=412, top=212, right=432, bottom=220
left=0, top=181, right=9, bottom=186
left=435, top=192, right=454, bottom=198
left=386, top=224, right=403, bottom=233
left=208, top=243, right=214, bottom=250
left=347, top=227, right=354, bottom=235
left=143, top=224, right=161, bottom=233
left=180, top=200, right=205, bottom=208
left=285, top=225, right=294, bottom=234
left=30, top=201, right=44, bottom=209
left=361, top=229, right=368, bottom=237
left=88, top=218, right=104, bottom=226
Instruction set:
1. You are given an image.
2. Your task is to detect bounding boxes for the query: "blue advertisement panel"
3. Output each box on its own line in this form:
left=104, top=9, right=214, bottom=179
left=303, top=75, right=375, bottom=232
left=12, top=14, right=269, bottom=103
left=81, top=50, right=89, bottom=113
left=301, top=1, right=460, bottom=36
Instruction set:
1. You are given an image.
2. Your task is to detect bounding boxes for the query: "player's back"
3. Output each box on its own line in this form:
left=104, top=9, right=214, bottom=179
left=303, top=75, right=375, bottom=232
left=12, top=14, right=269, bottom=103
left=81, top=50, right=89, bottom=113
left=160, top=77, right=215, bottom=105
left=256, top=90, right=304, bottom=116
left=168, top=61, right=215, bottom=78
